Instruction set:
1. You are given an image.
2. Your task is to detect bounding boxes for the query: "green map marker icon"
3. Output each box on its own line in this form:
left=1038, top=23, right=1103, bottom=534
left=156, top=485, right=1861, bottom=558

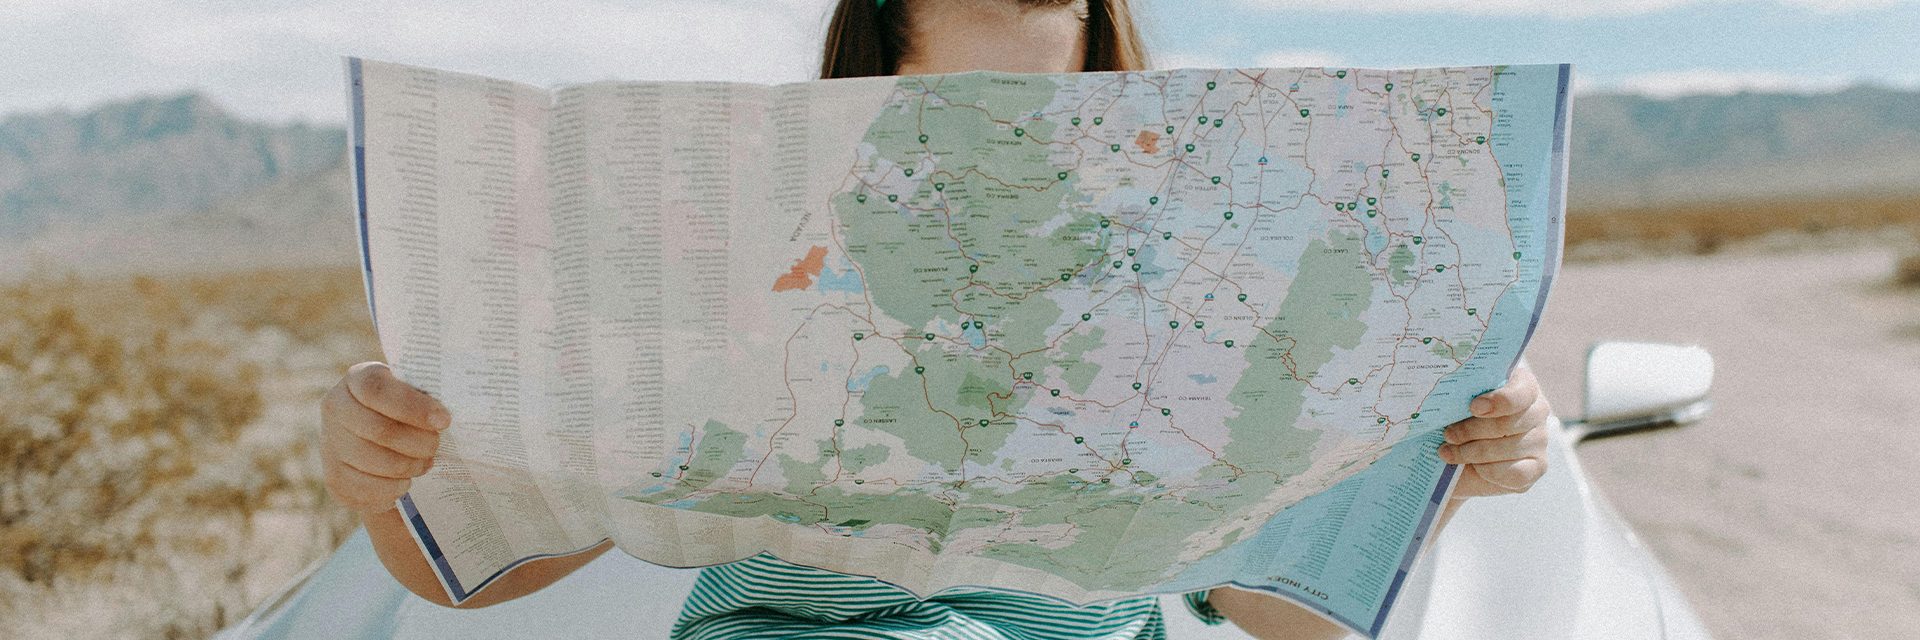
left=1207, top=81, right=1217, bottom=90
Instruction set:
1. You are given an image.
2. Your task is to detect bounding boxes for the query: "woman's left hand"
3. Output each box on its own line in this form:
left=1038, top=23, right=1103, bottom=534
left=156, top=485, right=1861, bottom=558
left=1439, top=363, right=1552, bottom=498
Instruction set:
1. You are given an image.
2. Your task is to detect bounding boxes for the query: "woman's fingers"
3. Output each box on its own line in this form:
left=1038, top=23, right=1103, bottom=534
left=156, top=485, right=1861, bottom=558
left=325, top=387, right=442, bottom=459
left=345, top=362, right=452, bottom=432
left=1444, top=395, right=1549, bottom=444
left=1440, top=423, right=1547, bottom=465
left=1468, top=364, right=1540, bottom=418
left=325, top=421, right=433, bottom=479
left=1460, top=456, right=1549, bottom=495
left=322, top=459, right=412, bottom=513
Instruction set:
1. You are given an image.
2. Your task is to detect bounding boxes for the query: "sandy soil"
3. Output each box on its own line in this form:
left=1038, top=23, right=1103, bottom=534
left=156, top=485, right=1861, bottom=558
left=1522, top=241, right=1920, bottom=639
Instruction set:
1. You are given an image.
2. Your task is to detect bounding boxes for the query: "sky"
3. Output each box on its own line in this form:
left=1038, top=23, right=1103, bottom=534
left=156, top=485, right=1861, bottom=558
left=1, top=0, right=1915, bottom=125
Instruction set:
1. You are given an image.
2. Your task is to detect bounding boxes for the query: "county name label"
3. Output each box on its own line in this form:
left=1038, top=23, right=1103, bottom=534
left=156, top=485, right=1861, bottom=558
left=348, top=57, right=1567, bottom=637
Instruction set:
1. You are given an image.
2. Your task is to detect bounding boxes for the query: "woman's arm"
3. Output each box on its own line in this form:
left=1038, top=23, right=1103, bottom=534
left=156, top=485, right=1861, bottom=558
left=322, top=361, right=608, bottom=608
left=1208, top=363, right=1551, bottom=638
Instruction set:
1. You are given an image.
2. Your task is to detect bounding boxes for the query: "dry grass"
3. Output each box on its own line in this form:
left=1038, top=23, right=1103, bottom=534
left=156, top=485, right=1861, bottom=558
left=1896, top=254, right=1920, bottom=288
left=0, top=266, right=379, bottom=639
left=1566, top=193, right=1920, bottom=258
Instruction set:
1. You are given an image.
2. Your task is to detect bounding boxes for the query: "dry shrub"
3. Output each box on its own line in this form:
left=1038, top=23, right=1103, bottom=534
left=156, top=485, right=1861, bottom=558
left=0, top=266, right=379, bottom=638
left=1897, top=253, right=1920, bottom=288
left=1567, top=194, right=1920, bottom=259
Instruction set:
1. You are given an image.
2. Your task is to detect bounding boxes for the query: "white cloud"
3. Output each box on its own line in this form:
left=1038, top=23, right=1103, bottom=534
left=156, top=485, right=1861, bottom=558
left=0, top=0, right=839, bottom=124
left=1156, top=49, right=1345, bottom=70
left=1252, top=50, right=1346, bottom=69
left=1232, top=0, right=1916, bottom=18
left=1155, top=52, right=1228, bottom=70
left=1583, top=68, right=1917, bottom=96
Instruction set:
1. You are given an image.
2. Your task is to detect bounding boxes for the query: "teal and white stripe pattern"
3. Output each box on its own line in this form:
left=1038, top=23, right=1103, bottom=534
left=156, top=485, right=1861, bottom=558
left=671, top=554, right=1225, bottom=639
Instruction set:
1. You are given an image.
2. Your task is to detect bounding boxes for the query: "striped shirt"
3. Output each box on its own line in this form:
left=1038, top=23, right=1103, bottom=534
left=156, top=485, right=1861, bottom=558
left=672, top=554, right=1226, bottom=639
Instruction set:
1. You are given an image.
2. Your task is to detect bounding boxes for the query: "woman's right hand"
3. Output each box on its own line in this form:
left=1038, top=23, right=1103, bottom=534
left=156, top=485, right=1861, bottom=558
left=319, top=362, right=451, bottom=516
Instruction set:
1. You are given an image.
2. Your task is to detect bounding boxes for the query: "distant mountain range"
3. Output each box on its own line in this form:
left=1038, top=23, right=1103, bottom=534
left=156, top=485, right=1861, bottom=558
left=3, top=86, right=1916, bottom=274
left=1571, top=86, right=1920, bottom=208
left=0, top=93, right=348, bottom=274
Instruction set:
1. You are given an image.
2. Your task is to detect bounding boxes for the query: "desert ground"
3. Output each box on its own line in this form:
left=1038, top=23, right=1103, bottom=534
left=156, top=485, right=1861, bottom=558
left=0, top=230, right=1915, bottom=638
left=1525, top=236, right=1920, bottom=639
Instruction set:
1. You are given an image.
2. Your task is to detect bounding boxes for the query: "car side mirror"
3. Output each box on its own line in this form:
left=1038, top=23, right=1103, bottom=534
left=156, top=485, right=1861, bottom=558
left=1567, top=341, right=1714, bottom=442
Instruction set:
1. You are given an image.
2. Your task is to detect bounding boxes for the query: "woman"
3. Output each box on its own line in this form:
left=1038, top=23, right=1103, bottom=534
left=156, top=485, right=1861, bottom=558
left=318, top=1, right=1553, bottom=637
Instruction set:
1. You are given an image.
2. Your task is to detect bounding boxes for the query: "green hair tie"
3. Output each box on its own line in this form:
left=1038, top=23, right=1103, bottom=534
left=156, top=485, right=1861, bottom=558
left=876, top=0, right=888, bottom=7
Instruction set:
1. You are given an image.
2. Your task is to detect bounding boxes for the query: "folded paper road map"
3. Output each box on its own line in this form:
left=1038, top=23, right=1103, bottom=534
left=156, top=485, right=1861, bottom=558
left=346, top=57, right=1567, bottom=636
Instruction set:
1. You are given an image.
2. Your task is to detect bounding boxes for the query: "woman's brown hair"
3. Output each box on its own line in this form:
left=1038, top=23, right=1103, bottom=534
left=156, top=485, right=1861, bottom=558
left=818, top=0, right=1151, bottom=79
